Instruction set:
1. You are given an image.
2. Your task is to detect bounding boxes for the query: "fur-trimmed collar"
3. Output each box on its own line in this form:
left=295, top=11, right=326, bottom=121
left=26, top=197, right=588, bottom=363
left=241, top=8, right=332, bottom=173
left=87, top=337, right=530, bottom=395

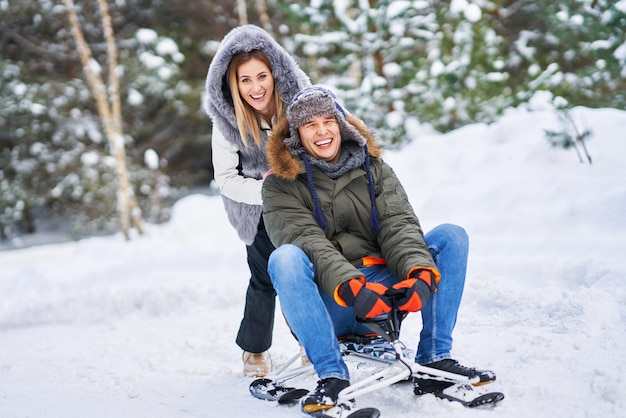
left=267, top=114, right=383, bottom=180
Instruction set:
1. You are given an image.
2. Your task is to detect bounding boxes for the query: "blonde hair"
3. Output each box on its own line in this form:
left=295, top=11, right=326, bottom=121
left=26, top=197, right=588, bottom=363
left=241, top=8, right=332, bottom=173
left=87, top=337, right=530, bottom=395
left=227, top=50, right=285, bottom=147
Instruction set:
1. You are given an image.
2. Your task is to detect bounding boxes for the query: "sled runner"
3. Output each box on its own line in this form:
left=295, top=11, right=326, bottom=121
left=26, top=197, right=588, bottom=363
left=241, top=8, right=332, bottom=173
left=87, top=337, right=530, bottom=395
left=250, top=307, right=504, bottom=416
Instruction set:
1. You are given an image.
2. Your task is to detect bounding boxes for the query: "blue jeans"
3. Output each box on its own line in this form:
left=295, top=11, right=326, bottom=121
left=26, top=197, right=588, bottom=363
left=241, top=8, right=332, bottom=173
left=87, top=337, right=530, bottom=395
left=267, top=224, right=468, bottom=381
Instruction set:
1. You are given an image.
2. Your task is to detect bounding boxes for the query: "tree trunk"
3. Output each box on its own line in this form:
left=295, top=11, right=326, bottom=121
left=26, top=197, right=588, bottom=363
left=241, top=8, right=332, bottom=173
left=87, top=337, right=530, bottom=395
left=256, top=0, right=274, bottom=37
left=63, top=0, right=143, bottom=240
left=237, top=0, right=248, bottom=25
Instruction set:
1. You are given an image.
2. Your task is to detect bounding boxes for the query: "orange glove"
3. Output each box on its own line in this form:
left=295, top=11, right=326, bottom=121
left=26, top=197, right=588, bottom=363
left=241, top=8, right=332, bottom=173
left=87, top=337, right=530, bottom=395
left=337, top=277, right=392, bottom=319
left=387, top=269, right=438, bottom=312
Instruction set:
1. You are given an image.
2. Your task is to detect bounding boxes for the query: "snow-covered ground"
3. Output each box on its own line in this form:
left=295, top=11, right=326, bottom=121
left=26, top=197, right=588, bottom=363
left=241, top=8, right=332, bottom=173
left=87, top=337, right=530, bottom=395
left=1, top=103, right=625, bottom=417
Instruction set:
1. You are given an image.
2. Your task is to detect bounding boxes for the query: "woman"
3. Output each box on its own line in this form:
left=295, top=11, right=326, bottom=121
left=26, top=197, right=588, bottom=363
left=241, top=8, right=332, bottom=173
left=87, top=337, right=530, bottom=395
left=204, top=25, right=310, bottom=377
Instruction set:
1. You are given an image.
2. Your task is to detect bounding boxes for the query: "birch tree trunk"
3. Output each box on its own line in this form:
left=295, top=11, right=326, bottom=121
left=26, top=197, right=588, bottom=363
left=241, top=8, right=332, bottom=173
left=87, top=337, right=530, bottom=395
left=237, top=0, right=248, bottom=25
left=255, top=0, right=274, bottom=37
left=63, top=0, right=143, bottom=240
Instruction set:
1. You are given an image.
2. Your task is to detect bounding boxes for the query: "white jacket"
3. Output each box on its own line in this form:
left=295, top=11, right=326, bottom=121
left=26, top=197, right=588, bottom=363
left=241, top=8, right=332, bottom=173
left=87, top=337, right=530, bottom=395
left=204, top=25, right=310, bottom=244
left=211, top=123, right=267, bottom=206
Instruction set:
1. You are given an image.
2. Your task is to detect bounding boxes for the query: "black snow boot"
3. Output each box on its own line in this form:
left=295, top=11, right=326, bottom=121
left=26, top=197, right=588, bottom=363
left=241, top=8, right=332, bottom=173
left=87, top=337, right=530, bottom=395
left=413, top=359, right=496, bottom=395
left=301, top=377, right=350, bottom=413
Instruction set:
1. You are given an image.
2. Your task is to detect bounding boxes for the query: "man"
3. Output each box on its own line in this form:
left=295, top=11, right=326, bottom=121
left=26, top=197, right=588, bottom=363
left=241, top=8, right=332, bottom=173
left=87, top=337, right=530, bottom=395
left=262, top=86, right=495, bottom=414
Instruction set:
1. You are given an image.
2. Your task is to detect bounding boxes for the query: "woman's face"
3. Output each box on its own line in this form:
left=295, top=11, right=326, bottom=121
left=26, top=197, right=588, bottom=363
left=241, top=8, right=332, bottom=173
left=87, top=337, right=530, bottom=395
left=237, top=58, right=275, bottom=119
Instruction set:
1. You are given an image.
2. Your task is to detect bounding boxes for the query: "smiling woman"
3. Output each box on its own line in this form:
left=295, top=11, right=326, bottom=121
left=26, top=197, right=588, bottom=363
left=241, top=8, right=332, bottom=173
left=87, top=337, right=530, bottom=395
left=227, top=50, right=280, bottom=146
left=203, top=24, right=311, bottom=378
left=235, top=58, right=276, bottom=122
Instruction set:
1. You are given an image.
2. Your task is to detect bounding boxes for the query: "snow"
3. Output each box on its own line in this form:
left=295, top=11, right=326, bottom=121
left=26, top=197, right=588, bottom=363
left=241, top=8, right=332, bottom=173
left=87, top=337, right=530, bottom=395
left=463, top=4, right=482, bottom=23
left=88, top=58, right=102, bottom=75
left=2, top=105, right=626, bottom=417
left=614, top=41, right=626, bottom=62
left=156, top=38, right=185, bottom=64
left=136, top=28, right=158, bottom=44
left=128, top=88, right=144, bottom=106
left=81, top=151, right=100, bottom=167
left=138, top=51, right=166, bottom=70
left=144, top=149, right=160, bottom=171
left=449, top=0, right=481, bottom=23
left=387, top=1, right=411, bottom=19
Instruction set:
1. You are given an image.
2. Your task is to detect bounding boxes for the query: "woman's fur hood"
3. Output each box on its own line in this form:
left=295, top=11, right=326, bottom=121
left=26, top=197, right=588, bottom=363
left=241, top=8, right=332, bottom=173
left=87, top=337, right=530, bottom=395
left=267, top=114, right=383, bottom=180
left=204, top=24, right=310, bottom=144
left=203, top=25, right=309, bottom=245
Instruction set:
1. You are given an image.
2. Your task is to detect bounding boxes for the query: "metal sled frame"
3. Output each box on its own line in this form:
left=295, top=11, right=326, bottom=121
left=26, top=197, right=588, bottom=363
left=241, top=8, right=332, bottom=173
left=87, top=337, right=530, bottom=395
left=264, top=308, right=480, bottom=404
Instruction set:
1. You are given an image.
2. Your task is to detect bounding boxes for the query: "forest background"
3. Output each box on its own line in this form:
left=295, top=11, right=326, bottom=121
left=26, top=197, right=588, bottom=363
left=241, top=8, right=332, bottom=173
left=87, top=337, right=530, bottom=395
left=1, top=0, right=625, bottom=245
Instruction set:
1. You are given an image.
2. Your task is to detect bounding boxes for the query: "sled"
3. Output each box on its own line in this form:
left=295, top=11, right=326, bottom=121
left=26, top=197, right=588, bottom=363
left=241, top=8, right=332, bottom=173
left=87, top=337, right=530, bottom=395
left=250, top=306, right=504, bottom=412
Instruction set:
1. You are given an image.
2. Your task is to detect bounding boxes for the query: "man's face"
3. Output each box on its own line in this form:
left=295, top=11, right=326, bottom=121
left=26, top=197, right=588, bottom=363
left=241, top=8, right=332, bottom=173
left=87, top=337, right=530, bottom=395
left=298, top=115, right=342, bottom=164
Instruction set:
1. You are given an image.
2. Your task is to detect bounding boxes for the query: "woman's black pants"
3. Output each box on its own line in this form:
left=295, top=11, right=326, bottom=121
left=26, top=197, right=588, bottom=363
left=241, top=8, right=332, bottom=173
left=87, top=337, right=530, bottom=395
left=235, top=219, right=277, bottom=353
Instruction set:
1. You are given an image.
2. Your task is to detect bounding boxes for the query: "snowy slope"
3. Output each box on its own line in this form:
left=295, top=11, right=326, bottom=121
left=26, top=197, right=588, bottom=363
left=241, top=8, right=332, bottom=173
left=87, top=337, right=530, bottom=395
left=1, top=105, right=625, bottom=418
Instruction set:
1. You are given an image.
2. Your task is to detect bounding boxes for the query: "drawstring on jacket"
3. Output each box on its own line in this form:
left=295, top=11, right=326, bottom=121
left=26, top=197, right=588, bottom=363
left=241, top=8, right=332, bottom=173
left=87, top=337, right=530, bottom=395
left=364, top=145, right=381, bottom=232
left=300, top=152, right=328, bottom=231
left=300, top=146, right=380, bottom=234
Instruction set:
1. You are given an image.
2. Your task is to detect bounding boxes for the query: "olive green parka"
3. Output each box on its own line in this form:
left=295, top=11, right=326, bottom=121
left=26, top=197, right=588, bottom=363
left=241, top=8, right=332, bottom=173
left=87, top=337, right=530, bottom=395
left=262, top=114, right=439, bottom=302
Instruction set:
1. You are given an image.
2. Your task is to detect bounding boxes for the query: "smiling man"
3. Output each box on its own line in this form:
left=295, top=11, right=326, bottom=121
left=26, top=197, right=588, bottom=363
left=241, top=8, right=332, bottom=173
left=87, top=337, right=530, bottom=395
left=297, top=114, right=342, bottom=163
left=261, top=86, right=496, bottom=415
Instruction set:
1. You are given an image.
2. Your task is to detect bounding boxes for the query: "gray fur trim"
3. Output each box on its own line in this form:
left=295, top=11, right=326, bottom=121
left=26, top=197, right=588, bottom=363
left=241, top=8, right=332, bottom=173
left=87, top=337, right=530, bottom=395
left=221, top=195, right=263, bottom=245
left=204, top=25, right=310, bottom=243
left=205, top=24, right=310, bottom=149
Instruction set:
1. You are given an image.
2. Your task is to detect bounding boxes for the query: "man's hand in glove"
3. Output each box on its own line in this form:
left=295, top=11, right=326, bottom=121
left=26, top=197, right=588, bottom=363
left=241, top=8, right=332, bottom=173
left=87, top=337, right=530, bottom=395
left=336, top=277, right=392, bottom=319
left=386, top=268, right=438, bottom=312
